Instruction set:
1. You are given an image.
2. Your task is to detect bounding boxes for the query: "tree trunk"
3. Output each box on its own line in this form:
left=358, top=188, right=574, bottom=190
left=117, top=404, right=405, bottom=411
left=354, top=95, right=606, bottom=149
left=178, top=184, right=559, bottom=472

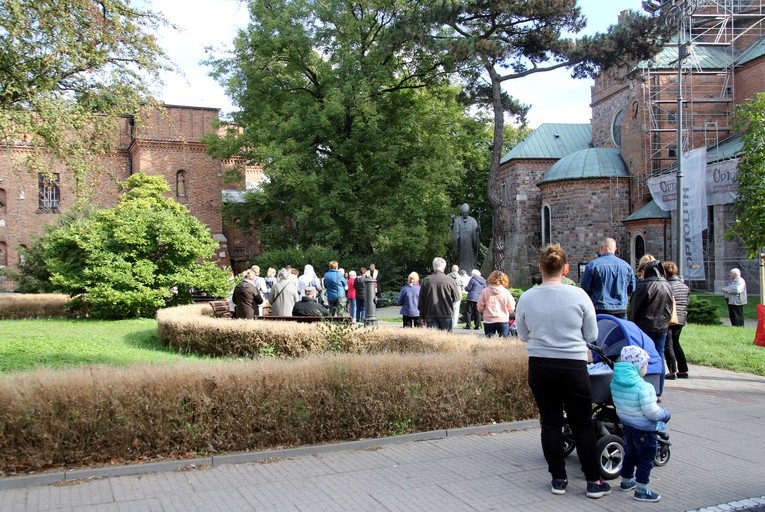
left=487, top=66, right=505, bottom=272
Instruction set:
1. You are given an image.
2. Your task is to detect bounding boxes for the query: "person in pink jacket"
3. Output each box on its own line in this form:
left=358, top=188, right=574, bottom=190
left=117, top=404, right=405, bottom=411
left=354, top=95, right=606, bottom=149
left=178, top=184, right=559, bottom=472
left=477, top=270, right=516, bottom=337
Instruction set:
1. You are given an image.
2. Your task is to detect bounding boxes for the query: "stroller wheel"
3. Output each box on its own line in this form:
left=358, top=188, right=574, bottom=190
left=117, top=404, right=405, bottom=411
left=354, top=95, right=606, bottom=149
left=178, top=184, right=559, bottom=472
left=596, top=434, right=625, bottom=480
left=654, top=443, right=671, bottom=467
left=562, top=424, right=576, bottom=456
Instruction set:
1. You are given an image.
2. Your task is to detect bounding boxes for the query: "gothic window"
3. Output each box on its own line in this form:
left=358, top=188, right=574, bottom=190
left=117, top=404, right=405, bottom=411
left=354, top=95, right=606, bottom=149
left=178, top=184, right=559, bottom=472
left=0, top=241, right=7, bottom=267
left=176, top=170, right=187, bottom=198
left=634, top=234, right=646, bottom=266
left=18, top=245, right=27, bottom=266
left=542, top=204, right=552, bottom=247
left=38, top=173, right=60, bottom=213
left=612, top=109, right=624, bottom=147
left=0, top=188, right=6, bottom=214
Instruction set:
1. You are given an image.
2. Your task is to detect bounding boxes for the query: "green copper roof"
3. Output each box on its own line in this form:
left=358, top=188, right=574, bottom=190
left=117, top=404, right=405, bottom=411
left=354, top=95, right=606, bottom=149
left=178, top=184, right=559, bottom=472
left=624, top=200, right=670, bottom=222
left=501, top=123, right=591, bottom=164
left=634, top=37, right=734, bottom=71
left=738, top=36, right=765, bottom=65
left=540, top=147, right=629, bottom=184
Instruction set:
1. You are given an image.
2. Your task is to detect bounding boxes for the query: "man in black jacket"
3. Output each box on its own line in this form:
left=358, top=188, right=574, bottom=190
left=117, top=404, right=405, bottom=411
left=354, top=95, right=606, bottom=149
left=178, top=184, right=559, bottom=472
left=292, top=287, right=330, bottom=317
left=418, top=257, right=460, bottom=331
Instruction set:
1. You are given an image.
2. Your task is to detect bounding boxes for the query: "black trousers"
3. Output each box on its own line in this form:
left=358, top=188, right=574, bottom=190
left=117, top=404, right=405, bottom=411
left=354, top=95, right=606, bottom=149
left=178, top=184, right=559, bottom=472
left=665, top=325, right=689, bottom=374
left=465, top=300, right=480, bottom=328
left=728, top=304, right=745, bottom=327
left=528, top=357, right=600, bottom=482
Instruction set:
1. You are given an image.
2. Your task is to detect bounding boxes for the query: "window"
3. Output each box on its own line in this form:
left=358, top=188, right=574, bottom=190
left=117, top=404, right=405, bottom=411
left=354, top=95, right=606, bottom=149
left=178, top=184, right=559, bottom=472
left=18, top=245, right=27, bottom=266
left=668, top=147, right=677, bottom=158
left=542, top=204, right=552, bottom=247
left=38, top=173, right=60, bottom=213
left=0, top=241, right=7, bottom=267
left=612, top=109, right=624, bottom=147
left=667, top=112, right=676, bottom=124
left=633, top=234, right=645, bottom=265
left=0, top=188, right=6, bottom=214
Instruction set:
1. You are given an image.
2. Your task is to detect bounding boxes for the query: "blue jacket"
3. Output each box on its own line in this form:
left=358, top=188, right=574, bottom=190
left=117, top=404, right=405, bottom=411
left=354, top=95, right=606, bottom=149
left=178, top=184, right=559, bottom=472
left=610, top=361, right=671, bottom=431
left=322, top=269, right=347, bottom=302
left=465, top=275, right=487, bottom=302
left=581, top=253, right=635, bottom=311
left=397, top=284, right=421, bottom=317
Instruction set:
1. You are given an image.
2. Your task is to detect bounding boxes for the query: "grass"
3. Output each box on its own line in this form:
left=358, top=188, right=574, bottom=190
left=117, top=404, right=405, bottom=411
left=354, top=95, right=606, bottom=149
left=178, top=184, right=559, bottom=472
left=691, top=291, right=759, bottom=321
left=0, top=318, right=205, bottom=374
left=2, top=313, right=764, bottom=377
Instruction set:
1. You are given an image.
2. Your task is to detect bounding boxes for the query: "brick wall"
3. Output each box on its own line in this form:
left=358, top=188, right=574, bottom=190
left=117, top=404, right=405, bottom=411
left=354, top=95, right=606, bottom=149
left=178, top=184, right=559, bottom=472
left=540, top=178, right=631, bottom=282
left=0, top=105, right=231, bottom=280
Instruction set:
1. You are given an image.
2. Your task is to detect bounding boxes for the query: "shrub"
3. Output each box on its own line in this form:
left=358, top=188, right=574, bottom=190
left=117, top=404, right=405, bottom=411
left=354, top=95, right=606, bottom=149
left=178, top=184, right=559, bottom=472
left=0, top=294, right=71, bottom=319
left=688, top=296, right=722, bottom=325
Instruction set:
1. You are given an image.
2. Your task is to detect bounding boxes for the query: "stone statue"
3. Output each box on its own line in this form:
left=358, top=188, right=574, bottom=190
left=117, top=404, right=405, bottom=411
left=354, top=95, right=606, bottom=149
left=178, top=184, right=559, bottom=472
left=450, top=203, right=480, bottom=273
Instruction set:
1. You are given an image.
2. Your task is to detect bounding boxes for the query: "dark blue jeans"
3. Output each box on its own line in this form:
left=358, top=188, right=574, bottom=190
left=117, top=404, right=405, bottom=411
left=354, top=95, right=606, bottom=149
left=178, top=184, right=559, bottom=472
left=484, top=321, right=509, bottom=337
left=621, top=425, right=657, bottom=485
left=426, top=317, right=452, bottom=331
left=527, top=357, right=600, bottom=482
left=646, top=331, right=667, bottom=396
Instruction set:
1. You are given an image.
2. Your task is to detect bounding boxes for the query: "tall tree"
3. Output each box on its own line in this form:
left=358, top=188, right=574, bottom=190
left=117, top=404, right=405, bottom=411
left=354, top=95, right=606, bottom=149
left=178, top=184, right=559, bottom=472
left=422, top=0, right=670, bottom=269
left=206, top=0, right=487, bottom=268
left=0, top=0, right=172, bottom=197
left=728, top=92, right=765, bottom=258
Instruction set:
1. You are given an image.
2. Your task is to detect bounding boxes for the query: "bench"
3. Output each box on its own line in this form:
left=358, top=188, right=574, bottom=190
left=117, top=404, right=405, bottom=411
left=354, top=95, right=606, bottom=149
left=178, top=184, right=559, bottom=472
left=209, top=300, right=232, bottom=318
left=260, top=315, right=353, bottom=324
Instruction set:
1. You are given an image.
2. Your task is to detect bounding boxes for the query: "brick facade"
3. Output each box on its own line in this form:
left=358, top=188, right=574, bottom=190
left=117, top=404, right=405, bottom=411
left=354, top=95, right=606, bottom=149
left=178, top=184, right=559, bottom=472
left=0, top=105, right=240, bottom=289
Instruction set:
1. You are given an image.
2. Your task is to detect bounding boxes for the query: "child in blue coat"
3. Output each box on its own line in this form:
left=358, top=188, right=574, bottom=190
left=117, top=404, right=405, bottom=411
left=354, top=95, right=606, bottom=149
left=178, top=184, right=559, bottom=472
left=610, top=345, right=671, bottom=502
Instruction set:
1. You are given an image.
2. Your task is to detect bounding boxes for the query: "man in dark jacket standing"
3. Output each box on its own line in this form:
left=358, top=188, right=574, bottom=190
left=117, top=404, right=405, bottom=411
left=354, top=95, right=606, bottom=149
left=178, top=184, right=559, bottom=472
left=418, top=257, right=460, bottom=331
left=292, top=287, right=330, bottom=317
left=464, top=269, right=487, bottom=330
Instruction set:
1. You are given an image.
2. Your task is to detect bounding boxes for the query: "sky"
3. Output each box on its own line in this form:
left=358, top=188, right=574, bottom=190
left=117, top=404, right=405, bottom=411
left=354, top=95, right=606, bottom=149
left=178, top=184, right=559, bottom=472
left=145, top=0, right=645, bottom=128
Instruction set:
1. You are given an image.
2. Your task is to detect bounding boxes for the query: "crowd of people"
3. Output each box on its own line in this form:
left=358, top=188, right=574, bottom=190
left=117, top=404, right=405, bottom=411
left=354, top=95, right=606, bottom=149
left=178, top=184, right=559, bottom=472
left=225, top=238, right=749, bottom=503
left=228, top=261, right=382, bottom=321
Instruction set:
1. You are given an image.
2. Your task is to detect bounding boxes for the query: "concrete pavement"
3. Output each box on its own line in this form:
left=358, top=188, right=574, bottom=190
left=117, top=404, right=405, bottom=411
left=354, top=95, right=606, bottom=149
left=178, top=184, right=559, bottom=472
left=1, top=359, right=764, bottom=511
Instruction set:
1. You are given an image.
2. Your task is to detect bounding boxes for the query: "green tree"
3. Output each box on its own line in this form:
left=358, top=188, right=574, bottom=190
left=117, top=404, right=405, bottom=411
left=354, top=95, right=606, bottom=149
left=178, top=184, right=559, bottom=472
left=0, top=0, right=172, bottom=198
left=11, top=173, right=230, bottom=319
left=728, top=92, right=765, bottom=258
left=421, top=0, right=670, bottom=269
left=206, top=0, right=489, bottom=269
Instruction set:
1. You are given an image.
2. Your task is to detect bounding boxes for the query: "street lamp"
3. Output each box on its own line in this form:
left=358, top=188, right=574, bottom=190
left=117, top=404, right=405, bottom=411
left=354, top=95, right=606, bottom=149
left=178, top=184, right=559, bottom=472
left=644, top=0, right=698, bottom=281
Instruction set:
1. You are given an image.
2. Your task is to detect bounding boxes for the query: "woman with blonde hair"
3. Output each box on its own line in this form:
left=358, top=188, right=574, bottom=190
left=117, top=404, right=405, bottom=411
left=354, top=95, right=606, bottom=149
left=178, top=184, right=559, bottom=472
left=477, top=270, right=515, bottom=337
left=515, top=244, right=610, bottom=499
left=397, top=272, right=421, bottom=328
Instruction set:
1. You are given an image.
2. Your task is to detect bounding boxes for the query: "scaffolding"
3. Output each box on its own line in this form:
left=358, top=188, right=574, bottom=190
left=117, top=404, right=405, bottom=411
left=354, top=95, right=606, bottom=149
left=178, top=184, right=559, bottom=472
left=640, top=0, right=765, bottom=186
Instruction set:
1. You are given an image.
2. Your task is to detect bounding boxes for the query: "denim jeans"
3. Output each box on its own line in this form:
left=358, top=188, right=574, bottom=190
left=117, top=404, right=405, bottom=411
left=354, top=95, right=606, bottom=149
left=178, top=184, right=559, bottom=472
left=621, top=424, right=657, bottom=485
left=348, top=299, right=357, bottom=322
left=484, top=321, right=510, bottom=337
left=527, top=357, right=600, bottom=482
left=356, top=299, right=365, bottom=323
left=647, top=331, right=667, bottom=395
left=426, top=317, right=452, bottom=331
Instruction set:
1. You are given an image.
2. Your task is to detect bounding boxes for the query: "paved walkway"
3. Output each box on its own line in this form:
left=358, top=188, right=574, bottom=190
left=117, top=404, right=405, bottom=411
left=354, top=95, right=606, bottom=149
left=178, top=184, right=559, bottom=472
left=2, top=309, right=764, bottom=511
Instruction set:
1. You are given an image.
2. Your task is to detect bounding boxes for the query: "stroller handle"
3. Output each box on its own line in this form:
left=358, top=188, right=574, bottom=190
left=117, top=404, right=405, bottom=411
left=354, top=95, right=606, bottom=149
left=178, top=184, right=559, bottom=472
left=587, top=342, right=614, bottom=368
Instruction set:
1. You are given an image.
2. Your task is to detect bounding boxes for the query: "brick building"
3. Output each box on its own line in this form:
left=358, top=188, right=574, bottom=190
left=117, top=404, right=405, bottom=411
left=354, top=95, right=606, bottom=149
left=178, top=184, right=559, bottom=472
left=499, top=1, right=765, bottom=293
left=0, top=105, right=261, bottom=290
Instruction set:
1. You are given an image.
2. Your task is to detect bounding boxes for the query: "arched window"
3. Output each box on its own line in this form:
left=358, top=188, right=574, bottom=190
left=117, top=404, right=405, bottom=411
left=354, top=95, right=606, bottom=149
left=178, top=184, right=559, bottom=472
left=612, top=109, right=624, bottom=147
left=176, top=170, right=187, bottom=198
left=542, top=204, right=552, bottom=247
left=0, top=241, right=7, bottom=267
left=18, top=244, right=28, bottom=266
left=0, top=188, right=6, bottom=214
left=633, top=234, right=646, bottom=267
left=38, top=173, right=60, bottom=213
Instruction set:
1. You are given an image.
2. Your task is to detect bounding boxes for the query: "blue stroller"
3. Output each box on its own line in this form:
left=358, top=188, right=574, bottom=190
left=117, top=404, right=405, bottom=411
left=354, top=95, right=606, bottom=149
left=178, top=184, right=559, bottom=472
left=563, top=314, right=671, bottom=480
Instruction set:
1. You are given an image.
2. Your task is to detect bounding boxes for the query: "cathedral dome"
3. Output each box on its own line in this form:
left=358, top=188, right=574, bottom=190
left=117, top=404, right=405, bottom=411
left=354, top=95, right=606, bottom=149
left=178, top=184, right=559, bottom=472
left=540, top=147, right=628, bottom=184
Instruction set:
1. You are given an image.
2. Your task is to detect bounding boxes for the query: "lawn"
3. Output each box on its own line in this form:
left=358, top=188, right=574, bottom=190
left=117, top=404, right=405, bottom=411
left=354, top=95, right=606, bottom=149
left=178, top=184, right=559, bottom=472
left=1, top=315, right=763, bottom=376
left=691, top=291, right=759, bottom=321
left=0, top=318, right=205, bottom=373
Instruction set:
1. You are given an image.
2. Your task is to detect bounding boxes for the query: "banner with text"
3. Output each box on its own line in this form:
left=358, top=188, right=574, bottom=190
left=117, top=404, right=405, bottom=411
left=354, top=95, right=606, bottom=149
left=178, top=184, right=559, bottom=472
left=646, top=157, right=739, bottom=209
left=646, top=148, right=708, bottom=280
